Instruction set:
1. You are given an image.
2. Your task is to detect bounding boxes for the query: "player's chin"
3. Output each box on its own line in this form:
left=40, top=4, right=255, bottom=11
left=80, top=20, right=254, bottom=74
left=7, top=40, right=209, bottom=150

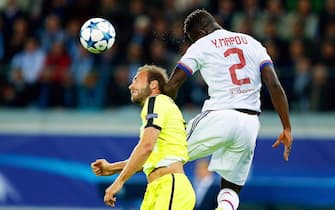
left=130, top=96, right=136, bottom=103
left=131, top=96, right=141, bottom=104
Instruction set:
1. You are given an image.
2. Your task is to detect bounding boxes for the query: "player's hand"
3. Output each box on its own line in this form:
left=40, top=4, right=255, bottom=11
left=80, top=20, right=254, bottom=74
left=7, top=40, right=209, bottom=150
left=91, top=159, right=111, bottom=176
left=104, top=181, right=123, bottom=207
left=272, top=128, right=293, bottom=161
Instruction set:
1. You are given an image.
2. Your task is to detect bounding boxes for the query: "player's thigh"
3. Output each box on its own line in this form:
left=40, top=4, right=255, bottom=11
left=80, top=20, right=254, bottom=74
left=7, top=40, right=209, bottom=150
left=168, top=174, right=195, bottom=210
left=187, top=110, right=237, bottom=160
left=208, top=114, right=260, bottom=185
left=142, top=174, right=195, bottom=210
left=141, top=182, right=156, bottom=210
left=209, top=146, right=254, bottom=186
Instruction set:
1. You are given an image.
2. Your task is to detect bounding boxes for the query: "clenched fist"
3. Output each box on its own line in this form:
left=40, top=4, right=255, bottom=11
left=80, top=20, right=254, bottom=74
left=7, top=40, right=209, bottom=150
left=91, top=159, right=112, bottom=176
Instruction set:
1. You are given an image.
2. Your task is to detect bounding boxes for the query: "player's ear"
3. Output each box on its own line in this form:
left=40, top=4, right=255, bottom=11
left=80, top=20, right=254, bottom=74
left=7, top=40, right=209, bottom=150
left=149, top=80, right=159, bottom=91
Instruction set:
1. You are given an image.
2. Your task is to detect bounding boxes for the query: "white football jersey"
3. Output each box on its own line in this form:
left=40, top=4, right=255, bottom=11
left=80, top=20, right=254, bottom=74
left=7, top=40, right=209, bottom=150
left=178, top=29, right=272, bottom=112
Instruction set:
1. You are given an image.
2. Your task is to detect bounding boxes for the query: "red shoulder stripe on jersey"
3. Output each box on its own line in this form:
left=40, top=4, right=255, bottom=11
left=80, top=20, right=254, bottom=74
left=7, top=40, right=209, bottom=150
left=177, top=61, right=193, bottom=76
left=259, top=60, right=273, bottom=71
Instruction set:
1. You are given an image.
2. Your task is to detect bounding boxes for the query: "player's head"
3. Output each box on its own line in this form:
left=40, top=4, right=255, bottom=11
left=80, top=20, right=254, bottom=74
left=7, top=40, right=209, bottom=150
left=129, top=64, right=168, bottom=105
left=184, top=9, right=222, bottom=43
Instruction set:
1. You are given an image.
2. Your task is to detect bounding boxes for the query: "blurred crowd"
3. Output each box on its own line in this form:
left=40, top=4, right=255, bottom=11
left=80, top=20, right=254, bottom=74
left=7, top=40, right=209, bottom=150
left=0, top=0, right=334, bottom=111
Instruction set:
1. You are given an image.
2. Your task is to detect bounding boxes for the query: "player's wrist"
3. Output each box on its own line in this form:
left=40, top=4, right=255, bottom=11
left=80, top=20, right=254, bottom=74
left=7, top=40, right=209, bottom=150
left=284, top=127, right=291, bottom=132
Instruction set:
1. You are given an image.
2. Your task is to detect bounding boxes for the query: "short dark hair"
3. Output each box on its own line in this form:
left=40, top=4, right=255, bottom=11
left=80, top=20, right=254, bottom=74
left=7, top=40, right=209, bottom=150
left=183, top=9, right=216, bottom=36
left=138, top=65, right=168, bottom=92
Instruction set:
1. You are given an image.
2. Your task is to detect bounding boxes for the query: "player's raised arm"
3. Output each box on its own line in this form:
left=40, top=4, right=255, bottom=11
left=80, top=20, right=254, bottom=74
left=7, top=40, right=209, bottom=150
left=261, top=65, right=293, bottom=161
left=164, top=67, right=188, bottom=100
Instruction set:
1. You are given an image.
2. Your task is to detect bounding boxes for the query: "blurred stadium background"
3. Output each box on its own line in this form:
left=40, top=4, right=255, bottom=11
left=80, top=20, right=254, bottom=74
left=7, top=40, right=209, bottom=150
left=0, top=0, right=334, bottom=210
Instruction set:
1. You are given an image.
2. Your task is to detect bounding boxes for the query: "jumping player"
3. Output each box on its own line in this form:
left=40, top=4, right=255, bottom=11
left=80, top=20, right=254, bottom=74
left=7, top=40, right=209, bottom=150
left=164, top=9, right=293, bottom=210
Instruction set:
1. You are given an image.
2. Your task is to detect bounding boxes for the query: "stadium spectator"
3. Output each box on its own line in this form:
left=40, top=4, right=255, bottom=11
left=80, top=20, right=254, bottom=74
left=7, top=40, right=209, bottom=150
left=168, top=19, right=186, bottom=54
left=292, top=57, right=311, bottom=111
left=318, top=39, right=335, bottom=68
left=107, top=65, right=131, bottom=107
left=309, top=63, right=335, bottom=111
left=148, top=39, right=172, bottom=70
left=66, top=0, right=97, bottom=22
left=214, top=0, right=235, bottom=30
left=283, top=0, right=319, bottom=40
left=127, top=42, right=144, bottom=82
left=231, top=0, right=262, bottom=35
left=70, top=45, right=95, bottom=109
left=3, top=17, right=29, bottom=64
left=255, top=0, right=287, bottom=39
left=40, top=0, right=70, bottom=21
left=319, top=0, right=335, bottom=39
left=287, top=38, right=308, bottom=67
left=2, top=66, right=29, bottom=107
left=39, top=14, right=65, bottom=53
left=95, top=43, right=121, bottom=109
left=131, top=15, right=151, bottom=47
left=9, top=37, right=45, bottom=106
left=259, top=17, right=288, bottom=68
left=64, top=18, right=81, bottom=59
left=0, top=16, right=4, bottom=66
left=0, top=0, right=25, bottom=39
left=37, top=41, right=72, bottom=108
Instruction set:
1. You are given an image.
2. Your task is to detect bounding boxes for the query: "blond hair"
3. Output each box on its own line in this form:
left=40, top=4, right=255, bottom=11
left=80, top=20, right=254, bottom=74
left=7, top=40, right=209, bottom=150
left=138, top=64, right=168, bottom=92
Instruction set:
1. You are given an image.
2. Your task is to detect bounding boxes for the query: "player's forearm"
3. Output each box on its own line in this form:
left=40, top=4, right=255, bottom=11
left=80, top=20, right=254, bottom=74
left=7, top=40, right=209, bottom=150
left=269, top=84, right=291, bottom=130
left=115, top=143, right=152, bottom=183
left=165, top=67, right=188, bottom=100
left=107, top=161, right=128, bottom=175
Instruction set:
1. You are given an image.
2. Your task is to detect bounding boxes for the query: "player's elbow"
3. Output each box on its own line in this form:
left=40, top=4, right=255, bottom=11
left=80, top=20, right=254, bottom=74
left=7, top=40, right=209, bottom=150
left=266, top=79, right=282, bottom=93
left=140, top=142, right=154, bottom=155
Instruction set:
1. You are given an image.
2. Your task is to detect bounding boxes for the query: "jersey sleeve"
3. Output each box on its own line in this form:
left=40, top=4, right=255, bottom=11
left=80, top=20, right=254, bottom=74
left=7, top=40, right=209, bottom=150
left=254, top=40, right=273, bottom=71
left=177, top=43, right=203, bottom=75
left=142, top=96, right=168, bottom=130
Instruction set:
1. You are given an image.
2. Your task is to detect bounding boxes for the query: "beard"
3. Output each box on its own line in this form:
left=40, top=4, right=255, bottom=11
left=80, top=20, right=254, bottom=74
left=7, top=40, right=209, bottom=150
left=131, top=85, right=151, bottom=105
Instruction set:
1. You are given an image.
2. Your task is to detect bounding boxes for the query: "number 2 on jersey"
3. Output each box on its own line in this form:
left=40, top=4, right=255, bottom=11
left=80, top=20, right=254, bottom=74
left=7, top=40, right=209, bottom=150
left=224, top=48, right=250, bottom=85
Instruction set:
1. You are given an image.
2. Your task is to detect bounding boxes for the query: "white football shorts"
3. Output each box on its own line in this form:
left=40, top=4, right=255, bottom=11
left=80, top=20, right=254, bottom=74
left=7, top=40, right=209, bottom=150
left=187, top=109, right=260, bottom=186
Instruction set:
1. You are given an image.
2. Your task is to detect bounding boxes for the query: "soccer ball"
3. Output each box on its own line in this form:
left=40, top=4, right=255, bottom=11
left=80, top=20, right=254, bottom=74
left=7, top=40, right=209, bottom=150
left=80, top=18, right=116, bottom=54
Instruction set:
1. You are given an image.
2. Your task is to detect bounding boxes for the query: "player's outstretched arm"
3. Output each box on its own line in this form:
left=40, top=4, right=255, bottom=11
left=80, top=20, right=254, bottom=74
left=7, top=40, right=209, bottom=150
left=261, top=65, right=293, bottom=161
left=165, top=67, right=188, bottom=100
left=103, top=127, right=159, bottom=207
left=91, top=159, right=127, bottom=176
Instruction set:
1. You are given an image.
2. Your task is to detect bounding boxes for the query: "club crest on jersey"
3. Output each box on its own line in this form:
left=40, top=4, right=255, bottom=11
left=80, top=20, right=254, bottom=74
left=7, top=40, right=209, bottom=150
left=146, top=113, right=158, bottom=120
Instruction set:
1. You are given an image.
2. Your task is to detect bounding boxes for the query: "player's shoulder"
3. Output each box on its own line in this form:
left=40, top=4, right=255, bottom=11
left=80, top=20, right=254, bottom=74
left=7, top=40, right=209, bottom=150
left=231, top=30, right=258, bottom=42
left=157, top=94, right=175, bottom=104
left=240, top=32, right=263, bottom=46
left=148, top=94, right=173, bottom=105
left=189, top=29, right=225, bottom=51
left=142, top=95, right=164, bottom=114
left=231, top=31, right=265, bottom=52
left=145, top=95, right=177, bottom=114
left=208, top=29, right=262, bottom=46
